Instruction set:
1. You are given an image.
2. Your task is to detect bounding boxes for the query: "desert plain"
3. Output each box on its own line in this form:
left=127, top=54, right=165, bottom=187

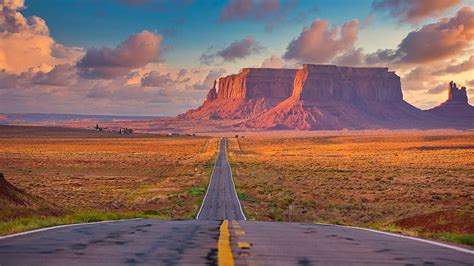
left=0, top=125, right=473, bottom=245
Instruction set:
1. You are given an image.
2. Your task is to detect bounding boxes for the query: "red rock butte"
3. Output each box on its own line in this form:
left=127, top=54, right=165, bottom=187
left=183, top=65, right=473, bottom=130
left=427, top=81, right=474, bottom=120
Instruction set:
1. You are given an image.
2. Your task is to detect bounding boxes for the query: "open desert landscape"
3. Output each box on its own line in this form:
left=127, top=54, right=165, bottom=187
left=1, top=0, right=474, bottom=264
left=226, top=133, right=474, bottom=244
left=0, top=126, right=218, bottom=234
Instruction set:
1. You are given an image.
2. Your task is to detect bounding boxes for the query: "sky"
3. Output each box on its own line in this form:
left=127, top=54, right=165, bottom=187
left=0, top=0, right=473, bottom=115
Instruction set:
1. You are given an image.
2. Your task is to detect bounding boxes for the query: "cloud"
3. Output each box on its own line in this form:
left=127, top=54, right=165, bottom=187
left=192, top=69, right=225, bottom=90
left=372, top=0, right=461, bottom=24
left=261, top=55, right=286, bottom=68
left=435, top=55, right=474, bottom=74
left=0, top=0, right=48, bottom=34
left=0, top=0, right=83, bottom=73
left=33, top=64, right=76, bottom=86
left=427, top=83, right=447, bottom=94
left=220, top=0, right=279, bottom=21
left=283, top=19, right=359, bottom=63
left=77, top=31, right=163, bottom=79
left=219, top=0, right=299, bottom=32
left=335, top=6, right=474, bottom=66
left=116, top=0, right=193, bottom=7
left=200, top=36, right=263, bottom=65
left=395, top=6, right=474, bottom=64
left=140, top=71, right=174, bottom=88
left=332, top=48, right=366, bottom=66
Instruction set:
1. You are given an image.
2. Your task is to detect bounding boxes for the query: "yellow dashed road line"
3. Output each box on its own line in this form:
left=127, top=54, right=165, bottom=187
left=219, top=220, right=252, bottom=265
left=218, top=220, right=234, bottom=266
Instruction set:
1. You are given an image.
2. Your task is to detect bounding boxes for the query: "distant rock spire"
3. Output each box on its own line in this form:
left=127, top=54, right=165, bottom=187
left=204, top=80, right=218, bottom=103
left=447, top=81, right=468, bottom=104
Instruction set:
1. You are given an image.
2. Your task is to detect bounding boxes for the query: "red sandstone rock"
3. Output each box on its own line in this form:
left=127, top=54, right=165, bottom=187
left=182, top=65, right=473, bottom=130
left=183, top=68, right=296, bottom=120
left=427, top=81, right=474, bottom=120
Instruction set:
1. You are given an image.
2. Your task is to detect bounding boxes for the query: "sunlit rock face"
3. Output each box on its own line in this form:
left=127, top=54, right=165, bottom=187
left=292, top=64, right=403, bottom=102
left=183, top=65, right=473, bottom=130
left=427, top=81, right=473, bottom=120
left=183, top=68, right=297, bottom=120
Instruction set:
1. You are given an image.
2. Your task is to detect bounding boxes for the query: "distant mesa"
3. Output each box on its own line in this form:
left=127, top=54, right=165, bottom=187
left=183, top=64, right=473, bottom=130
left=427, top=81, right=474, bottom=120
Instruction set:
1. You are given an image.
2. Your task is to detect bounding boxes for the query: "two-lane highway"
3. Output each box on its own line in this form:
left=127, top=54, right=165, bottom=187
left=196, top=138, right=245, bottom=221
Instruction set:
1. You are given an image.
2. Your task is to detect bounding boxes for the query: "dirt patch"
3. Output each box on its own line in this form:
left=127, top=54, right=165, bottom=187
left=395, top=210, right=474, bottom=234
left=0, top=173, right=65, bottom=221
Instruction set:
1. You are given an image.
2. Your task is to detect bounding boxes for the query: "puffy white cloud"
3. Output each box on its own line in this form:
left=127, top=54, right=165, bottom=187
left=0, top=0, right=83, bottom=73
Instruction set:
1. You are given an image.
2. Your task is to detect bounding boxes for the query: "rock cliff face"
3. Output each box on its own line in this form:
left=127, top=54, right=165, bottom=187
left=183, top=68, right=297, bottom=120
left=183, top=65, right=473, bottom=130
left=291, top=64, right=402, bottom=102
left=427, top=81, right=473, bottom=120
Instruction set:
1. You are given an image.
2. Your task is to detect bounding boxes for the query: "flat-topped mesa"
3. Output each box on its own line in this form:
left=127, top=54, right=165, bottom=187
left=182, top=68, right=297, bottom=119
left=447, top=81, right=468, bottom=104
left=217, top=68, right=297, bottom=101
left=292, top=64, right=403, bottom=102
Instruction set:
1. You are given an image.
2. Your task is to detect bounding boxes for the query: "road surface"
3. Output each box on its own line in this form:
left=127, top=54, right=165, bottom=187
left=196, top=138, right=246, bottom=221
left=0, top=137, right=473, bottom=265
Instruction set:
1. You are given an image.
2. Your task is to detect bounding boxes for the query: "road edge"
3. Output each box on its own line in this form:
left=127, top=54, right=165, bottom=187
left=224, top=138, right=247, bottom=221
left=324, top=223, right=474, bottom=254
left=196, top=137, right=221, bottom=219
left=0, top=218, right=144, bottom=240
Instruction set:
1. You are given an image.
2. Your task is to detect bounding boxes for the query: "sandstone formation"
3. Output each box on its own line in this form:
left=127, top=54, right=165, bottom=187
left=183, top=68, right=297, bottom=120
left=427, top=81, right=474, bottom=120
left=183, top=65, right=473, bottom=130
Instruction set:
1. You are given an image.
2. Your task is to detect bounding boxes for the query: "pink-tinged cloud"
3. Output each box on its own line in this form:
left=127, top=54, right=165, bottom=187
left=396, top=6, right=474, bottom=63
left=77, top=31, right=163, bottom=79
left=427, top=83, right=447, bottom=94
left=283, top=19, right=359, bottom=63
left=0, top=0, right=83, bottom=73
left=0, top=0, right=48, bottom=34
left=141, top=71, right=174, bottom=88
left=192, top=68, right=226, bottom=90
left=33, top=64, right=76, bottom=86
left=200, top=36, right=263, bottom=65
left=435, top=55, right=474, bottom=74
left=219, top=0, right=279, bottom=21
left=261, top=55, right=285, bottom=68
left=340, top=6, right=474, bottom=66
left=116, top=0, right=193, bottom=7
left=332, top=48, right=366, bottom=66
left=219, top=0, right=289, bottom=32
left=372, top=0, right=461, bottom=24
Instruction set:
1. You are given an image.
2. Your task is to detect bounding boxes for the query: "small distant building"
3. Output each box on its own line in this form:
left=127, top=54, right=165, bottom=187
left=119, top=128, right=133, bottom=134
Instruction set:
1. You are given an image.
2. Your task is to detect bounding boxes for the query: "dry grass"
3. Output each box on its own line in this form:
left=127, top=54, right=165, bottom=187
left=0, top=126, right=218, bottom=220
left=227, top=134, right=474, bottom=239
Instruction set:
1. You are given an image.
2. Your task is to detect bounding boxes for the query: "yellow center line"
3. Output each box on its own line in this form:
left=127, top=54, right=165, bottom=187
left=218, top=220, right=234, bottom=266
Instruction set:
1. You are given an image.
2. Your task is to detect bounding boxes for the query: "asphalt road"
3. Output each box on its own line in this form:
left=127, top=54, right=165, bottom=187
left=196, top=138, right=246, bottom=221
left=0, top=219, right=220, bottom=266
left=229, top=220, right=474, bottom=265
left=1, top=137, right=473, bottom=265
